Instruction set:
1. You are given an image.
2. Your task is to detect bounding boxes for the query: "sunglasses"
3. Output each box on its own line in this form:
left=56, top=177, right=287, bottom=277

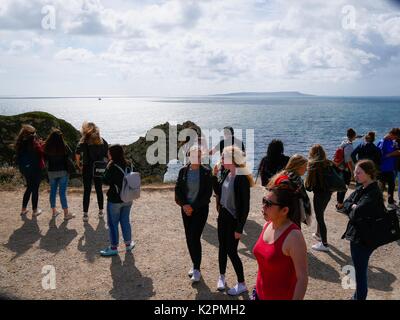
left=262, top=197, right=283, bottom=208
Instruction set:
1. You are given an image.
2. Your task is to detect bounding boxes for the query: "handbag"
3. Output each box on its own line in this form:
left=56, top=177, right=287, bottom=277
left=324, top=165, right=347, bottom=192
left=363, top=208, right=400, bottom=249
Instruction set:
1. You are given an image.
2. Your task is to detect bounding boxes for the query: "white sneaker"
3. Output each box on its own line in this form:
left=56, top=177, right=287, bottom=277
left=125, top=241, right=136, bottom=252
left=83, top=213, right=89, bottom=223
left=217, top=275, right=226, bottom=291
left=191, top=269, right=201, bottom=283
left=188, top=267, right=194, bottom=278
left=312, top=233, right=321, bottom=241
left=32, top=209, right=42, bottom=217
left=98, top=210, right=104, bottom=219
left=227, top=283, right=248, bottom=296
left=312, top=242, right=330, bottom=252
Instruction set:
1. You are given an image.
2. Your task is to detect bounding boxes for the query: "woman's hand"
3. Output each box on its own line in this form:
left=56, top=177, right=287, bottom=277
left=351, top=204, right=357, bottom=210
left=183, top=205, right=193, bottom=216
left=234, top=232, right=242, bottom=240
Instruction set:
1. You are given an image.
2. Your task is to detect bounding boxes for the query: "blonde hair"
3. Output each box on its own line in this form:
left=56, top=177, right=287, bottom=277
left=285, top=154, right=308, bottom=174
left=222, top=145, right=255, bottom=187
left=80, top=121, right=102, bottom=145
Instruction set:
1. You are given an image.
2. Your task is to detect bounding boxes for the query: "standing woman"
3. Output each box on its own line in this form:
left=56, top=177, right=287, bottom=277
left=213, top=146, right=255, bottom=296
left=75, top=122, right=108, bottom=223
left=43, top=129, right=75, bottom=220
left=100, top=145, right=136, bottom=256
left=258, top=139, right=290, bottom=187
left=341, top=160, right=385, bottom=300
left=253, top=184, right=308, bottom=300
left=305, top=144, right=333, bottom=252
left=268, top=154, right=312, bottom=227
left=15, top=125, right=45, bottom=217
left=175, top=146, right=213, bottom=283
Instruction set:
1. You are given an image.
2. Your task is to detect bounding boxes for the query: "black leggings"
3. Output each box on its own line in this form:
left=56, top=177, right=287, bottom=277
left=378, top=171, right=395, bottom=204
left=313, top=191, right=332, bottom=246
left=182, top=206, right=209, bottom=270
left=82, top=166, right=104, bottom=213
left=218, top=208, right=245, bottom=283
left=22, top=170, right=42, bottom=210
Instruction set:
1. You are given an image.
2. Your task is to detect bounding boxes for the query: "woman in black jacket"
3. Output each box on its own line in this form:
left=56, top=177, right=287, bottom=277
left=44, top=129, right=75, bottom=220
left=213, top=146, right=254, bottom=296
left=175, top=146, right=213, bottom=283
left=341, top=159, right=385, bottom=300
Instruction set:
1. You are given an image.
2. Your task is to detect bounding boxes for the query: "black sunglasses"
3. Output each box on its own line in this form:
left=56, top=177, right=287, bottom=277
left=262, top=197, right=283, bottom=208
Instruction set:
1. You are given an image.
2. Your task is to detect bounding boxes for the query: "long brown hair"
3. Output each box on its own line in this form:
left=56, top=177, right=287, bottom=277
left=15, top=124, right=36, bottom=155
left=109, top=144, right=129, bottom=168
left=44, top=128, right=67, bottom=156
left=305, top=144, right=331, bottom=190
left=356, top=159, right=378, bottom=180
left=80, top=121, right=103, bottom=145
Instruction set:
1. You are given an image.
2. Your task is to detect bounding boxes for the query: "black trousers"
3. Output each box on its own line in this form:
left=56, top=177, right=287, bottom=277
left=337, top=170, right=351, bottom=204
left=218, top=208, right=245, bottom=283
left=313, top=191, right=332, bottom=246
left=82, top=165, right=104, bottom=213
left=22, top=170, right=42, bottom=210
left=378, top=171, right=395, bottom=204
left=182, top=206, right=209, bottom=270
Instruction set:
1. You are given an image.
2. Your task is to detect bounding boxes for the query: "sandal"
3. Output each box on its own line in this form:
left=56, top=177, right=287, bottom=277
left=64, top=213, right=76, bottom=221
left=52, top=211, right=61, bottom=218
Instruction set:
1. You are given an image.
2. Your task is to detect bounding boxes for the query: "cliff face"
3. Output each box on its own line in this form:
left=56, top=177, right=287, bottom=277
left=0, top=112, right=81, bottom=166
left=0, top=111, right=199, bottom=183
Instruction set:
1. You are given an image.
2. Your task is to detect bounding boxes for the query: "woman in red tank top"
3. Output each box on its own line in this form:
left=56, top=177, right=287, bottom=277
left=253, top=184, right=308, bottom=300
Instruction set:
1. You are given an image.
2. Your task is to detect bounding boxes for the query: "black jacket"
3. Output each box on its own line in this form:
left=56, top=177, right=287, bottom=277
left=102, top=162, right=136, bottom=203
left=212, top=169, right=251, bottom=234
left=341, top=182, right=385, bottom=247
left=75, top=139, right=109, bottom=167
left=351, top=142, right=382, bottom=167
left=175, top=165, right=213, bottom=212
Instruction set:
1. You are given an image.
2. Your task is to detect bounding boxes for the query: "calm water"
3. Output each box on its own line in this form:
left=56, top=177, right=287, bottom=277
left=1, top=96, right=399, bottom=180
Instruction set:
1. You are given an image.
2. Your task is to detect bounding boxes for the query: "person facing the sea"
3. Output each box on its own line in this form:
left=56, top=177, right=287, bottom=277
left=377, top=128, right=400, bottom=209
left=75, top=122, right=109, bottom=223
left=341, top=160, right=385, bottom=300
left=351, top=131, right=382, bottom=169
left=43, top=129, right=75, bottom=221
left=212, top=146, right=254, bottom=296
left=100, top=145, right=136, bottom=256
left=305, top=144, right=333, bottom=252
left=15, top=124, right=45, bottom=217
left=175, top=146, right=213, bottom=283
left=335, top=128, right=357, bottom=213
left=268, top=154, right=312, bottom=227
left=257, top=139, right=290, bottom=187
left=253, top=184, right=308, bottom=300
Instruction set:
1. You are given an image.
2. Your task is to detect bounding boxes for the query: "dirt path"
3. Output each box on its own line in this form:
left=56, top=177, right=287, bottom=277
left=1, top=184, right=399, bottom=300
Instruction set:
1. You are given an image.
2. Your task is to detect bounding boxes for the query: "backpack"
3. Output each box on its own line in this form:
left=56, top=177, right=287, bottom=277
left=113, top=164, right=141, bottom=202
left=332, top=146, right=345, bottom=168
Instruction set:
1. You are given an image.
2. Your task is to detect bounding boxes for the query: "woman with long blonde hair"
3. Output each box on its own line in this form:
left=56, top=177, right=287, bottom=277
left=75, top=122, right=109, bottom=223
left=305, top=144, right=334, bottom=252
left=212, top=146, right=254, bottom=296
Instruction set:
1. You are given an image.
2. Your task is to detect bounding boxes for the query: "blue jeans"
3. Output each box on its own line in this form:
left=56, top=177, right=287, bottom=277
left=107, top=201, right=132, bottom=247
left=49, top=175, right=69, bottom=209
left=350, top=241, right=375, bottom=300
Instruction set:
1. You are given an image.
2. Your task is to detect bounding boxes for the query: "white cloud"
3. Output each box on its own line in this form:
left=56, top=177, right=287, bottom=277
left=54, top=47, right=96, bottom=62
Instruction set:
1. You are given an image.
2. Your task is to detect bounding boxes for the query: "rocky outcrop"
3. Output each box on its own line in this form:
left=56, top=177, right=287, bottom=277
left=0, top=112, right=81, bottom=166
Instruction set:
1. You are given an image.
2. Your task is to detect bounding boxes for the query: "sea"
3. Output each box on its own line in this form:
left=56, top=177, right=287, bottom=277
left=1, top=95, right=399, bottom=181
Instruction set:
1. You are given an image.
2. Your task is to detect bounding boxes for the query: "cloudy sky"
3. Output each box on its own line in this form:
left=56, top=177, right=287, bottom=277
left=1, top=0, right=400, bottom=96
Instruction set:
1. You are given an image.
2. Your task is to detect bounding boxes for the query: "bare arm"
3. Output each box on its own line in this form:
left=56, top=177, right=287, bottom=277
left=285, top=230, right=308, bottom=300
left=387, top=150, right=400, bottom=158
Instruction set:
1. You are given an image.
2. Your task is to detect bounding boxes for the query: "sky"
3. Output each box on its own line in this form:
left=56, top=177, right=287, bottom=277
left=0, top=0, right=400, bottom=97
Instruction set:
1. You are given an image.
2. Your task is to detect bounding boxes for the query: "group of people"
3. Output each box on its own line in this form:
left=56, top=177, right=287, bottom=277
left=14, top=121, right=400, bottom=300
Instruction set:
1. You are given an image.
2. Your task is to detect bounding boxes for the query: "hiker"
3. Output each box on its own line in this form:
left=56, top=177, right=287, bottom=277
left=253, top=184, right=308, bottom=300
left=75, top=122, right=109, bottom=222
left=15, top=125, right=45, bottom=217
left=100, top=144, right=136, bottom=256
left=43, top=129, right=75, bottom=220
left=209, top=126, right=245, bottom=156
left=341, top=160, right=386, bottom=300
left=305, top=144, right=334, bottom=252
left=175, top=146, right=213, bottom=283
left=351, top=131, right=382, bottom=168
left=258, top=139, right=290, bottom=187
left=268, top=154, right=312, bottom=227
left=212, top=146, right=254, bottom=296
left=377, top=128, right=400, bottom=209
left=335, top=128, right=357, bottom=213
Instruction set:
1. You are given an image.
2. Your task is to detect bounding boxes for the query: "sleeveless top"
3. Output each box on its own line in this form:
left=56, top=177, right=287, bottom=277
left=253, top=221, right=300, bottom=300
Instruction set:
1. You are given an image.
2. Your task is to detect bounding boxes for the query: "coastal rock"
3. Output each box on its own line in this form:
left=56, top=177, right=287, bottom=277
left=0, top=112, right=80, bottom=166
